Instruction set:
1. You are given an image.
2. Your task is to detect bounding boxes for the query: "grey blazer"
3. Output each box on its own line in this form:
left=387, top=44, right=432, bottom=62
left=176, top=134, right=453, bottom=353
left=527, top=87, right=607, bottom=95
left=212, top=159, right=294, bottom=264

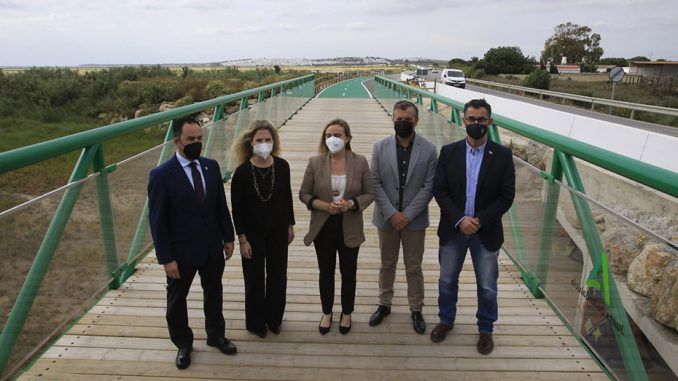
left=371, top=133, right=438, bottom=231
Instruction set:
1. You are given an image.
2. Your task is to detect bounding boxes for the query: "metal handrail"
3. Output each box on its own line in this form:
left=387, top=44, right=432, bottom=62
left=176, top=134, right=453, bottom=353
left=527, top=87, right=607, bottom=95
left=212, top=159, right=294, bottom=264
left=0, top=74, right=315, bottom=378
left=0, top=74, right=315, bottom=174
left=374, top=75, right=655, bottom=381
left=375, top=76, right=678, bottom=197
left=465, top=78, right=678, bottom=118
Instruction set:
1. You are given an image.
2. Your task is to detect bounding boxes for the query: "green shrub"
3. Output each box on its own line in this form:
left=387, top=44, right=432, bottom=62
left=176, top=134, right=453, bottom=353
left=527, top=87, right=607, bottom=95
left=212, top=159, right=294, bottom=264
left=524, top=70, right=550, bottom=90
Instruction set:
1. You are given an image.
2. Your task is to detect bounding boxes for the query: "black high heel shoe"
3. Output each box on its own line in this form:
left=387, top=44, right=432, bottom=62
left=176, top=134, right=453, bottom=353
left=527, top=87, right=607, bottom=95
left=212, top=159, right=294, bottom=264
left=319, top=313, right=332, bottom=335
left=339, top=313, right=352, bottom=335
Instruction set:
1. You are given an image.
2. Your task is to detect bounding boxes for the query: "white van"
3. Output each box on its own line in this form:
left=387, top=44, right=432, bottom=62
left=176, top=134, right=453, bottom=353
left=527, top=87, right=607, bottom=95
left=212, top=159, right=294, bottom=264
left=440, top=69, right=466, bottom=88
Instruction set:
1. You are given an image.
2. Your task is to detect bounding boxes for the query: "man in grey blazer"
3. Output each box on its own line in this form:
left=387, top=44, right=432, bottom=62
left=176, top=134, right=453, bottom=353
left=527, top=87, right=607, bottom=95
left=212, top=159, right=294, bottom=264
left=369, top=100, right=438, bottom=334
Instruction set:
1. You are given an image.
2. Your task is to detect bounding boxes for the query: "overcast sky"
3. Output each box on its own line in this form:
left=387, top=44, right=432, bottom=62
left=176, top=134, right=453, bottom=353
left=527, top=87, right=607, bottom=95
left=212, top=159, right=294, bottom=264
left=1, top=0, right=676, bottom=66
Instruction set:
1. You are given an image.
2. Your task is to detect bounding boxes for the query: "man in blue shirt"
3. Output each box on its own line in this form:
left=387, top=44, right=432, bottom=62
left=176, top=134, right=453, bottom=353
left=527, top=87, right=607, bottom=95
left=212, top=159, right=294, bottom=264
left=431, top=99, right=516, bottom=354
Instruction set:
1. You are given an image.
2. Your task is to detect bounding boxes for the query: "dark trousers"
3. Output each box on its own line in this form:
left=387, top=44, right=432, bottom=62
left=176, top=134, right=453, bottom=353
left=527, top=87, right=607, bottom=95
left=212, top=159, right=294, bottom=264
left=313, top=214, right=359, bottom=315
left=166, top=253, right=225, bottom=349
left=241, top=228, right=289, bottom=333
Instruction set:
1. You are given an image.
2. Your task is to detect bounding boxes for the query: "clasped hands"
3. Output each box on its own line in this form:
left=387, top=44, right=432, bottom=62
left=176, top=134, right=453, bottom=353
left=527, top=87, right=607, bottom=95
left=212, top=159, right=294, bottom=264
left=458, top=216, right=482, bottom=236
left=322, top=199, right=354, bottom=215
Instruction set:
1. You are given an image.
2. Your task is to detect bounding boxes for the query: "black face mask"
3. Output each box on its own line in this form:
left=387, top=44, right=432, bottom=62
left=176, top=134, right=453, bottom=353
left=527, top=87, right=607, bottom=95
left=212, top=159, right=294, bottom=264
left=394, top=120, right=414, bottom=138
left=182, top=142, right=202, bottom=161
left=466, top=123, right=488, bottom=140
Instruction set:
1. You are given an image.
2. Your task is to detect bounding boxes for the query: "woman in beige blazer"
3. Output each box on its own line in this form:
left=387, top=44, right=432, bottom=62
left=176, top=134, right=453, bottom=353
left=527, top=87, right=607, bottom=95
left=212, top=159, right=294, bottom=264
left=299, top=118, right=374, bottom=335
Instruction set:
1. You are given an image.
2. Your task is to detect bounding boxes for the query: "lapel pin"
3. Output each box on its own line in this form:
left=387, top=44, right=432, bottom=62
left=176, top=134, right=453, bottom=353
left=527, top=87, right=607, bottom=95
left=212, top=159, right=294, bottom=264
left=204, top=166, right=208, bottom=171
left=489, top=150, right=493, bottom=155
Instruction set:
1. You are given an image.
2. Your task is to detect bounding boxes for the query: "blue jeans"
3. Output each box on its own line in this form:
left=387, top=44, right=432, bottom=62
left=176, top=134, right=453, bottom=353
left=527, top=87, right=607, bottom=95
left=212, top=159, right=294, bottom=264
left=438, top=233, right=499, bottom=333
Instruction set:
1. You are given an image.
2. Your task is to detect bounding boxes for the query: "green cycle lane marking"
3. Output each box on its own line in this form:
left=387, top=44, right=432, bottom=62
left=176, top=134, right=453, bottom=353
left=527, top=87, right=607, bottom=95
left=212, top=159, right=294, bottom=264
left=317, top=77, right=372, bottom=99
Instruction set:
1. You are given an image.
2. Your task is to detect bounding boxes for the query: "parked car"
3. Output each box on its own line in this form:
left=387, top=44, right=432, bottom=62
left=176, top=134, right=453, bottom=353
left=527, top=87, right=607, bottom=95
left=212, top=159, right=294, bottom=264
left=441, top=69, right=466, bottom=88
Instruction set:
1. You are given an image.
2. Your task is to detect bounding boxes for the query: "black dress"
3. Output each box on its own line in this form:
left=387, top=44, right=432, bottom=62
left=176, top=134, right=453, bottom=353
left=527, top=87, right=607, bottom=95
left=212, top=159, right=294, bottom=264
left=231, top=156, right=295, bottom=334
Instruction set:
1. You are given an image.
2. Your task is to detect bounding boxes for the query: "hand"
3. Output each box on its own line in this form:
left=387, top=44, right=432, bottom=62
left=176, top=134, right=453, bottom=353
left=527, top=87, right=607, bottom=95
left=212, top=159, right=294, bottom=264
left=239, top=241, right=252, bottom=259
left=326, top=201, right=342, bottom=215
left=458, top=217, right=480, bottom=236
left=163, top=260, right=180, bottom=279
left=389, top=212, right=409, bottom=231
left=288, top=225, right=295, bottom=244
left=224, top=242, right=234, bottom=260
left=340, top=199, right=355, bottom=213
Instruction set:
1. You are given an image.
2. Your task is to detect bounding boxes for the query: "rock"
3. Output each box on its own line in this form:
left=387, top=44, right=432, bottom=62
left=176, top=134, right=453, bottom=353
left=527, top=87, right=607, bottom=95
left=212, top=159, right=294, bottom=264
left=97, top=112, right=108, bottom=119
left=134, top=109, right=149, bottom=119
left=627, top=244, right=678, bottom=297
left=196, top=111, right=211, bottom=125
left=158, top=101, right=175, bottom=112
left=650, top=266, right=678, bottom=331
left=600, top=227, right=645, bottom=275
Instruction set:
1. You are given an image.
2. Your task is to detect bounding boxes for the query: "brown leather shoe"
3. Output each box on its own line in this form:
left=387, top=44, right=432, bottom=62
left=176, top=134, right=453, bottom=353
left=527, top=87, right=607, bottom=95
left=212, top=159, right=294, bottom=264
left=430, top=322, right=454, bottom=343
left=477, top=333, right=494, bottom=354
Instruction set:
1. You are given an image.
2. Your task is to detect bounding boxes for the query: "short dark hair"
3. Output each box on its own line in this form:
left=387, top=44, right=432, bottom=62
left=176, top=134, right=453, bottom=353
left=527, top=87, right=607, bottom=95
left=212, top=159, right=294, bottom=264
left=393, top=100, right=418, bottom=119
left=463, top=98, right=492, bottom=116
left=172, top=116, right=200, bottom=138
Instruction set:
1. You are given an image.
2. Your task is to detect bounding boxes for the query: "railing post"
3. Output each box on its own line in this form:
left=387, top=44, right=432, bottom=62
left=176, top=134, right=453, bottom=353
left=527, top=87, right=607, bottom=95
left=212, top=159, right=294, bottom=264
left=121, top=121, right=176, bottom=283
left=92, top=144, right=121, bottom=289
left=416, top=94, right=423, bottom=105
left=257, top=91, right=265, bottom=103
left=534, top=149, right=564, bottom=295
left=429, top=99, right=438, bottom=113
left=0, top=145, right=99, bottom=375
left=558, top=152, right=648, bottom=381
left=239, top=96, right=249, bottom=111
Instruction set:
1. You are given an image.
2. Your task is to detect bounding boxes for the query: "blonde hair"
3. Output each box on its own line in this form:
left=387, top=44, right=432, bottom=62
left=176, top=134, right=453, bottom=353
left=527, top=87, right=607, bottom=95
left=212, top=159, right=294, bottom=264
left=318, top=118, right=353, bottom=154
left=233, top=120, right=281, bottom=165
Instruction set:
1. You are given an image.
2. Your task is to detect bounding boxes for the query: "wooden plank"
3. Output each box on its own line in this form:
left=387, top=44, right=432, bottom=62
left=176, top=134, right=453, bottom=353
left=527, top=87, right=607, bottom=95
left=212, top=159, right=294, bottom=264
left=22, top=359, right=610, bottom=381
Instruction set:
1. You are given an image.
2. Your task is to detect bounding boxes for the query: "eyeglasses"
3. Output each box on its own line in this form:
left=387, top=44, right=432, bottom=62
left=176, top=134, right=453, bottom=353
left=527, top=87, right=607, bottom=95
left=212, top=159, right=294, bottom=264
left=463, top=116, right=490, bottom=124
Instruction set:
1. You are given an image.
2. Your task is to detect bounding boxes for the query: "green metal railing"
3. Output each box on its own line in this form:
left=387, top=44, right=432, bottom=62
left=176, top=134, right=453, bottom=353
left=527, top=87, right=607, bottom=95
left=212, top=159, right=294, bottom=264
left=0, top=74, right=315, bottom=378
left=374, top=75, right=678, bottom=381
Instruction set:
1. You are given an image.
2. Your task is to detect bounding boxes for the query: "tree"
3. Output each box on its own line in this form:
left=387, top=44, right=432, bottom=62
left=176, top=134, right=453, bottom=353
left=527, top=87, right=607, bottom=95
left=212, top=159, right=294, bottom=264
left=541, top=22, right=604, bottom=64
left=598, top=57, right=629, bottom=67
left=524, top=69, right=550, bottom=90
left=628, top=56, right=650, bottom=62
left=447, top=58, right=467, bottom=68
left=273, top=65, right=281, bottom=74
left=483, top=46, right=533, bottom=75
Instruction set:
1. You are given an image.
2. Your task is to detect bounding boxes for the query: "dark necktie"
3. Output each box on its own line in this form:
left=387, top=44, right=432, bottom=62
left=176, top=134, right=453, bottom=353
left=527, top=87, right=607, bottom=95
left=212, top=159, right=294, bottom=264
left=188, top=162, right=205, bottom=200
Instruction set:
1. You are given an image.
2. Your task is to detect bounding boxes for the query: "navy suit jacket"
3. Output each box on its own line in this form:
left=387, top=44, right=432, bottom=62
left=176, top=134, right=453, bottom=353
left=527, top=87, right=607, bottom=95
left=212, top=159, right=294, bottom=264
left=148, top=155, right=235, bottom=266
left=433, top=139, right=515, bottom=252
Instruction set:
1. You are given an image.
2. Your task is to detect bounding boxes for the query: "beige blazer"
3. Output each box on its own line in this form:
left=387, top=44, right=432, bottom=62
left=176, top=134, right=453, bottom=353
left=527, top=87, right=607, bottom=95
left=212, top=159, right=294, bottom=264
left=299, top=150, right=375, bottom=247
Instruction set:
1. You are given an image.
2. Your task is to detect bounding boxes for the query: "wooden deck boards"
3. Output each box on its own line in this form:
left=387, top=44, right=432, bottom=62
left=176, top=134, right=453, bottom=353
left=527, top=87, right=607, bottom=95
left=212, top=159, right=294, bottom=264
left=18, top=98, right=606, bottom=380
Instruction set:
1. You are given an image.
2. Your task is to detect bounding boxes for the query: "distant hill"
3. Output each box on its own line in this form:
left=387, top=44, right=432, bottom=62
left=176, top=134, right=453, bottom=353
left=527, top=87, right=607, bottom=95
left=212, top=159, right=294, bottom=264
left=220, top=56, right=447, bottom=66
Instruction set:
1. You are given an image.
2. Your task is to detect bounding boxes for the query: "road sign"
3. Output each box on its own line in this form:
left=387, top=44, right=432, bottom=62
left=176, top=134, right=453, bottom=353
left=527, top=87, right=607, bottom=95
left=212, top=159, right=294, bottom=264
left=609, top=66, right=625, bottom=83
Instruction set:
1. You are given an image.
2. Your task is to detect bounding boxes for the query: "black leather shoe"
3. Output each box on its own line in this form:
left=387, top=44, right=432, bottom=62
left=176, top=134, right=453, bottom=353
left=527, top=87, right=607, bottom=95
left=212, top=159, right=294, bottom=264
left=267, top=323, right=281, bottom=335
left=249, top=329, right=266, bottom=339
left=319, top=313, right=332, bottom=335
left=339, top=313, right=352, bottom=335
left=175, top=346, right=192, bottom=370
left=411, top=311, right=426, bottom=334
left=368, top=305, right=391, bottom=326
left=477, top=333, right=494, bottom=355
left=207, top=337, right=237, bottom=355
left=430, top=322, right=454, bottom=343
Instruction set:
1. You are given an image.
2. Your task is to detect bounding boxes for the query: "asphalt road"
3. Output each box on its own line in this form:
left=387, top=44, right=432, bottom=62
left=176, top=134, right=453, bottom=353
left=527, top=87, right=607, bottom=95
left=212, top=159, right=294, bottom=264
left=465, top=84, right=678, bottom=137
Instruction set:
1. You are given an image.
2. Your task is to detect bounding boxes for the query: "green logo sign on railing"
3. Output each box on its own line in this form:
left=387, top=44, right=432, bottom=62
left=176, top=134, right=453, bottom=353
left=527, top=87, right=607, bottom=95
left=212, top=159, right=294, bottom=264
left=586, top=250, right=611, bottom=306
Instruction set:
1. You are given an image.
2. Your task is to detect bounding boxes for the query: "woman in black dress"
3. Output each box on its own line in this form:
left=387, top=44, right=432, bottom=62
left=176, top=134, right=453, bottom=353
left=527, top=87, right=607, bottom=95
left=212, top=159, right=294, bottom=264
left=231, top=120, right=295, bottom=338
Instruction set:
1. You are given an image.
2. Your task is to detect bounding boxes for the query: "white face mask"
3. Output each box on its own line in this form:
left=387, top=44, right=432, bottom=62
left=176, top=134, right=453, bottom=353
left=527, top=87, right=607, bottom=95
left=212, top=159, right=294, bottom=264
left=253, top=142, right=273, bottom=159
left=325, top=136, right=345, bottom=154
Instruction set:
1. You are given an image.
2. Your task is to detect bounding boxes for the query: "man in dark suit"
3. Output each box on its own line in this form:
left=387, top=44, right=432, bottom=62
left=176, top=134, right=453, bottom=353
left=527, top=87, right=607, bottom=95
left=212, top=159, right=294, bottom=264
left=430, top=99, right=515, bottom=354
left=148, top=116, right=237, bottom=369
